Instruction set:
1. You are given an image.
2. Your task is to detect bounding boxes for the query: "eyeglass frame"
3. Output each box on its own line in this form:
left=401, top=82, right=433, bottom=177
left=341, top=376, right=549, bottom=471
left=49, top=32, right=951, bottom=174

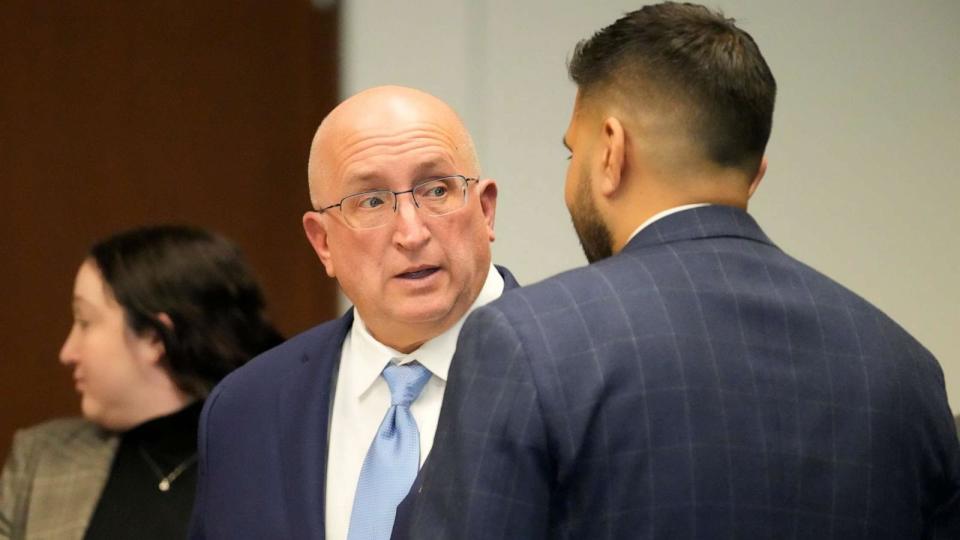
left=312, top=175, right=480, bottom=230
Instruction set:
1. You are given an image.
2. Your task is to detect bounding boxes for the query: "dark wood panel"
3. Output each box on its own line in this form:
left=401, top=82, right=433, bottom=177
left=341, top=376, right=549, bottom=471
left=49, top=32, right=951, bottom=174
left=0, top=1, right=340, bottom=460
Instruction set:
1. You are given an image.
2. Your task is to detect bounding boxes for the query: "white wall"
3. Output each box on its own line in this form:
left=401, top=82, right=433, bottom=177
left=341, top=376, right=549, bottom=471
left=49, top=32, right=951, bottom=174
left=340, top=0, right=960, bottom=409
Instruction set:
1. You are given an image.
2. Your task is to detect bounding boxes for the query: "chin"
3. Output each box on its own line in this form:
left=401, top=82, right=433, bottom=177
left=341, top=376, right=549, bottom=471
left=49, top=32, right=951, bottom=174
left=80, top=400, right=105, bottom=426
left=391, top=297, right=460, bottom=327
left=82, top=400, right=125, bottom=431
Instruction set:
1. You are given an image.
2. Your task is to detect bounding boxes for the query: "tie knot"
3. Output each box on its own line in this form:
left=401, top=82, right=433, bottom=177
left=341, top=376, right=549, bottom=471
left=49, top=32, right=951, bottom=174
left=382, top=362, right=431, bottom=407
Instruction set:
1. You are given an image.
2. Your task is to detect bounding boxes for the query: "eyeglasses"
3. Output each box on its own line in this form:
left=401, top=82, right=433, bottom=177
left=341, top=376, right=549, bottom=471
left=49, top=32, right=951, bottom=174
left=314, top=175, right=479, bottom=230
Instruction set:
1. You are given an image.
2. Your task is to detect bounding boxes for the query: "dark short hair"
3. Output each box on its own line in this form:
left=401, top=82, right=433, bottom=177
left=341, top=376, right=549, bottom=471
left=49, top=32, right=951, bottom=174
left=568, top=2, right=776, bottom=173
left=90, top=225, right=283, bottom=397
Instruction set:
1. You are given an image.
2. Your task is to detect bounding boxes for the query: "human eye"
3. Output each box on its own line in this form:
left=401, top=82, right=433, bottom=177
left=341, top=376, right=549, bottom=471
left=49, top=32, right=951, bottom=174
left=425, top=185, right=448, bottom=198
left=417, top=180, right=451, bottom=200
left=354, top=192, right=390, bottom=210
left=73, top=315, right=90, bottom=330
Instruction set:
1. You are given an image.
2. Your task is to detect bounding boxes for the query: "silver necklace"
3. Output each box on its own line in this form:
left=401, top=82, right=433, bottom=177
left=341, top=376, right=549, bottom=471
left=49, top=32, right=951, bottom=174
left=138, top=445, right=198, bottom=492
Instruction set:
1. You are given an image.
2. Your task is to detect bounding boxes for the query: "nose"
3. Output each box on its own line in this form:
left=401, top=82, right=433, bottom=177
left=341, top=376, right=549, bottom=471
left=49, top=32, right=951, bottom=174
left=59, top=325, right=79, bottom=366
left=391, top=192, right=431, bottom=250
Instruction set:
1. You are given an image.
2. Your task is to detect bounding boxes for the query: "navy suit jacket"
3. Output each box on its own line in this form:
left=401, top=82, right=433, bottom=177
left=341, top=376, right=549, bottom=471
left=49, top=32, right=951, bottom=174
left=394, top=206, right=960, bottom=539
left=189, top=266, right=519, bottom=539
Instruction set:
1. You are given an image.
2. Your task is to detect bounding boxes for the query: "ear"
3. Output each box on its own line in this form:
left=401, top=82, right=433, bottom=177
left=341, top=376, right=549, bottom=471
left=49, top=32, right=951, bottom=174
left=156, top=312, right=174, bottom=332
left=598, top=116, right=626, bottom=198
left=747, top=156, right=767, bottom=199
left=476, top=179, right=498, bottom=242
left=302, top=211, right=337, bottom=278
left=135, top=314, right=169, bottom=367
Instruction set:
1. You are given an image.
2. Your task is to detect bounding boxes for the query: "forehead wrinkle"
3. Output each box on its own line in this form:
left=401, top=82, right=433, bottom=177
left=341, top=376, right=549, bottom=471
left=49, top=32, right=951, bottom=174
left=338, top=139, right=457, bottom=173
left=341, top=153, right=454, bottom=185
left=332, top=127, right=465, bottom=185
left=336, top=150, right=459, bottom=195
left=336, top=121, right=462, bottom=161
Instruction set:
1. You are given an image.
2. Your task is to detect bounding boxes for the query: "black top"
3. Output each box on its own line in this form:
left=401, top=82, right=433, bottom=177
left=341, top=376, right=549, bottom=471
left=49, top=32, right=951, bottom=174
left=84, top=401, right=203, bottom=540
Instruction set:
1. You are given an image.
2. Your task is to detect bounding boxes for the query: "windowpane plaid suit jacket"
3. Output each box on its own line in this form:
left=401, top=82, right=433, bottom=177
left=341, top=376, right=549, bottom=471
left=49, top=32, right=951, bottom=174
left=395, top=205, right=960, bottom=540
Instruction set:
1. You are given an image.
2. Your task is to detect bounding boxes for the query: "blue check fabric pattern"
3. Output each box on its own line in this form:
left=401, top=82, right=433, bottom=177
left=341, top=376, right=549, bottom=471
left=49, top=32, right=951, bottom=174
left=394, top=205, right=960, bottom=540
left=347, top=361, right=431, bottom=540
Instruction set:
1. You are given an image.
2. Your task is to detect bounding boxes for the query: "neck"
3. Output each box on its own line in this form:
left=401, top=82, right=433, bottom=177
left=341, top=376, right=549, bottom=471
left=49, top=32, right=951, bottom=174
left=363, top=321, right=438, bottom=354
left=124, top=378, right=195, bottom=429
left=609, top=174, right=750, bottom=253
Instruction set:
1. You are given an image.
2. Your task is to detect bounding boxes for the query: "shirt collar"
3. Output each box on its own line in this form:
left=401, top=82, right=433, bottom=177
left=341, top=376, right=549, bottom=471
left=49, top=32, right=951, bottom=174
left=625, top=203, right=711, bottom=246
left=345, top=263, right=505, bottom=399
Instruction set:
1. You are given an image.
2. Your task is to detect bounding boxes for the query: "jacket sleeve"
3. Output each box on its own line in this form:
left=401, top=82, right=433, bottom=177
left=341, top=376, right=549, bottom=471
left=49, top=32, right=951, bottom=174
left=0, top=428, right=40, bottom=540
left=394, top=305, right=553, bottom=540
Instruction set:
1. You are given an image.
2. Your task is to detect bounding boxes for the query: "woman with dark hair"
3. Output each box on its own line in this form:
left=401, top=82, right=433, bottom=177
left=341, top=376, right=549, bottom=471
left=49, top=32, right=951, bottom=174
left=0, top=225, right=283, bottom=540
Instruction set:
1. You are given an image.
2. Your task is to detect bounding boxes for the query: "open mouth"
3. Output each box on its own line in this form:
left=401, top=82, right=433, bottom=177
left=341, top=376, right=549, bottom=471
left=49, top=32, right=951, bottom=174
left=397, top=266, right=440, bottom=280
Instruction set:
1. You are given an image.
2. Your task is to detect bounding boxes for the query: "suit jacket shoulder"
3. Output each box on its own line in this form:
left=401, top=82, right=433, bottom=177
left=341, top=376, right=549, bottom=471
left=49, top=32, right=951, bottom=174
left=1, top=418, right=117, bottom=540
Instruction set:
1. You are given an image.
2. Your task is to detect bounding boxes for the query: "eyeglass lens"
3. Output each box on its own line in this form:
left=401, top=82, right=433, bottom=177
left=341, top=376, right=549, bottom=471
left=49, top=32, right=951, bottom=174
left=341, top=176, right=468, bottom=229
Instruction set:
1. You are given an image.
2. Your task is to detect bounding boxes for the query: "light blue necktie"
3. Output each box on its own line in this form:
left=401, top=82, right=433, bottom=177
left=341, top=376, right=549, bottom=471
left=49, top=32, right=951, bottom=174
left=347, top=361, right=431, bottom=540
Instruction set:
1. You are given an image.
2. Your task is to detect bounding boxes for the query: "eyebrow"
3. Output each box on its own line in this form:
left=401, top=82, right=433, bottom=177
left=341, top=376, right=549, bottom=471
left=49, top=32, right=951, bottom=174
left=562, top=136, right=571, bottom=152
left=342, top=175, right=381, bottom=190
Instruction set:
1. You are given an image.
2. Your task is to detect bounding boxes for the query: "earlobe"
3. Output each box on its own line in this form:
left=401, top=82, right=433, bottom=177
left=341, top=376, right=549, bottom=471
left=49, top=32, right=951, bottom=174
left=748, top=156, right=768, bottom=199
left=599, top=116, right=626, bottom=198
left=302, top=211, right=337, bottom=278
left=477, top=179, right=498, bottom=242
left=150, top=312, right=173, bottom=364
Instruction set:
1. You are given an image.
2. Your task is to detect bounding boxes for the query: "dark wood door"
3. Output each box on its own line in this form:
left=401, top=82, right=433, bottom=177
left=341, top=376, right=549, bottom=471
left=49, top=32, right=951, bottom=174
left=0, top=1, right=340, bottom=460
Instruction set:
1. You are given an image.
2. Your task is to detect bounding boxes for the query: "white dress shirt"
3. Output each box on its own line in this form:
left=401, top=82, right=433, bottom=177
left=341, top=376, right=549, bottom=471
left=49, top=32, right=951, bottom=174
left=325, top=264, right=505, bottom=540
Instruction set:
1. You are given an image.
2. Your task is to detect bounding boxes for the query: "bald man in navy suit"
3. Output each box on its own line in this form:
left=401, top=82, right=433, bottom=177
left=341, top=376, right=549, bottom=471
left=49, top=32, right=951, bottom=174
left=190, top=86, right=519, bottom=540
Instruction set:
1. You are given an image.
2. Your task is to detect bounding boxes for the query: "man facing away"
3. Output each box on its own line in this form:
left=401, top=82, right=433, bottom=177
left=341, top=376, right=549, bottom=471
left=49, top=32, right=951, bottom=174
left=188, top=85, right=518, bottom=539
left=394, top=3, right=960, bottom=539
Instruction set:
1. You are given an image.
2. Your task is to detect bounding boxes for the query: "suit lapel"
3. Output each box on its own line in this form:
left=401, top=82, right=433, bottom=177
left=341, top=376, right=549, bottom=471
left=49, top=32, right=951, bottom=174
left=276, top=310, right=353, bottom=539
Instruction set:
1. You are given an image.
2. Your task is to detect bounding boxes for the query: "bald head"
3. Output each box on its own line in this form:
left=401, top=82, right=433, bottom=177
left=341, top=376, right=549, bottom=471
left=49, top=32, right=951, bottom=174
left=300, top=85, right=498, bottom=353
left=307, top=86, right=479, bottom=208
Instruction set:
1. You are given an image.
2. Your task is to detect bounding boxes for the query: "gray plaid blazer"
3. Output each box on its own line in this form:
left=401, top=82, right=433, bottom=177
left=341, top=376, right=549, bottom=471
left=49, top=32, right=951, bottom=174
left=395, top=205, right=960, bottom=539
left=0, top=418, right=118, bottom=540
